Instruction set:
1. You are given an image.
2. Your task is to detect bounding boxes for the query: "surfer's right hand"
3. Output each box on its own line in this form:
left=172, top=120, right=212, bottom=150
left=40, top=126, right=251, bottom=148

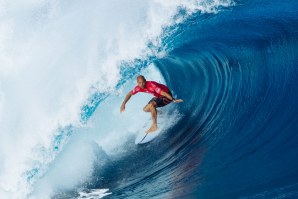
left=120, top=105, right=125, bottom=113
left=173, top=99, right=183, bottom=103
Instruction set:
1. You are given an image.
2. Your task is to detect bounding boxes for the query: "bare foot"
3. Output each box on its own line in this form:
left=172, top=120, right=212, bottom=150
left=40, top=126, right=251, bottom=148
left=146, top=125, right=158, bottom=133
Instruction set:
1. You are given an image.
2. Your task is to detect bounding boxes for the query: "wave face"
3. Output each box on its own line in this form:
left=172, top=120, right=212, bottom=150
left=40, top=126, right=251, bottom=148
left=1, top=0, right=298, bottom=198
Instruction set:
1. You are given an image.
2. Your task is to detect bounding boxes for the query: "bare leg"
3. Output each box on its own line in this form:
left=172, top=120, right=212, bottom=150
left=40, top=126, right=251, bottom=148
left=143, top=104, right=152, bottom=112
left=143, top=102, right=158, bottom=133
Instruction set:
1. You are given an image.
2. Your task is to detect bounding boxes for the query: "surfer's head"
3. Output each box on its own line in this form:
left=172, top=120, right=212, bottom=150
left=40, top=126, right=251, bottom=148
left=137, top=75, right=146, bottom=88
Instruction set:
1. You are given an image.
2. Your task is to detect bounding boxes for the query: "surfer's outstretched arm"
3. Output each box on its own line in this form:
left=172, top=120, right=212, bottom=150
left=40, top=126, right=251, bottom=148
left=120, top=92, right=133, bottom=113
left=160, top=91, right=183, bottom=103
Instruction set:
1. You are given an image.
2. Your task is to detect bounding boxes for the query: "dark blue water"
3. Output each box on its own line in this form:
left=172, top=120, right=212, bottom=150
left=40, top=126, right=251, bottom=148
left=55, top=0, right=298, bottom=198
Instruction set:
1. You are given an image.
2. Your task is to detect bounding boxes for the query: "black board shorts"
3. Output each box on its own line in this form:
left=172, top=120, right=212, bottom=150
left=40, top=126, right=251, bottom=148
left=148, top=91, right=173, bottom=108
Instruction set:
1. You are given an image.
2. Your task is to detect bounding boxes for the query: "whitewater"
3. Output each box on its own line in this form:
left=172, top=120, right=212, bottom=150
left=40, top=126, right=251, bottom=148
left=1, top=0, right=298, bottom=198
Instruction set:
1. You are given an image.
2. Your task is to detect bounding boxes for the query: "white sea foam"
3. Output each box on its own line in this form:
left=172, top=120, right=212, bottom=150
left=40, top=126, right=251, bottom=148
left=0, top=0, right=233, bottom=198
left=78, top=188, right=111, bottom=199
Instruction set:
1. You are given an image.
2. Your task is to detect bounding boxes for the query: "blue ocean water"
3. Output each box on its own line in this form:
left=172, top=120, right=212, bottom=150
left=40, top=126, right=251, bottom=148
left=56, top=0, right=298, bottom=198
left=1, top=0, right=297, bottom=198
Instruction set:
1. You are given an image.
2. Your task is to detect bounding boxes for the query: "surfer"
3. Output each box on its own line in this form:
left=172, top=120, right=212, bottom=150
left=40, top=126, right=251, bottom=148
left=120, top=75, right=183, bottom=133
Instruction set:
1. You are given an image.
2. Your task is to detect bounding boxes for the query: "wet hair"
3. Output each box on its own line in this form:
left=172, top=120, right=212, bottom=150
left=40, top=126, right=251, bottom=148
left=137, top=75, right=146, bottom=81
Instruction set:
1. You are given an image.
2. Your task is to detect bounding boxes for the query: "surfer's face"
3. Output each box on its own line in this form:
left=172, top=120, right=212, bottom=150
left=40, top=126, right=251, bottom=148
left=137, top=78, right=146, bottom=88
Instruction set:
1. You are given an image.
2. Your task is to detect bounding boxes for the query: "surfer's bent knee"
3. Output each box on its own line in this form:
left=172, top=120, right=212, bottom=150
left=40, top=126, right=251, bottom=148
left=150, top=101, right=157, bottom=108
left=143, top=104, right=151, bottom=112
left=143, top=106, right=149, bottom=112
left=143, top=102, right=156, bottom=112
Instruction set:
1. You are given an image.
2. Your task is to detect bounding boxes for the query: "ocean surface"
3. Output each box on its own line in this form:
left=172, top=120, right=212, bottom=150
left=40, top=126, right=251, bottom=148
left=0, top=0, right=297, bottom=198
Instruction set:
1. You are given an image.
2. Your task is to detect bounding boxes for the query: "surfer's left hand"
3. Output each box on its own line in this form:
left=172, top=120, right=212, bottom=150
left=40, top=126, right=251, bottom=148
left=120, top=105, right=125, bottom=113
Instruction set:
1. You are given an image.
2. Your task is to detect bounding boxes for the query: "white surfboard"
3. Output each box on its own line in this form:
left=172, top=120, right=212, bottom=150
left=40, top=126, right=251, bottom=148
left=135, top=129, right=162, bottom=144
